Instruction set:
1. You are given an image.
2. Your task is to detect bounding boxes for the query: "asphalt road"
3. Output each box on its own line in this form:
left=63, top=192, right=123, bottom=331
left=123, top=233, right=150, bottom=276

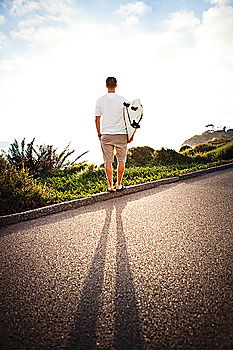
left=0, top=169, right=233, bottom=350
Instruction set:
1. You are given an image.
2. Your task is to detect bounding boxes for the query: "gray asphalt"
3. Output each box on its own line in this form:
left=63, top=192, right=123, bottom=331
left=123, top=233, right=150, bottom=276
left=0, top=169, right=233, bottom=350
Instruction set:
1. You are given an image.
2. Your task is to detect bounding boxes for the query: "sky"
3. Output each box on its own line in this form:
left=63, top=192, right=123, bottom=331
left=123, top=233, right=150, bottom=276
left=0, top=0, right=233, bottom=164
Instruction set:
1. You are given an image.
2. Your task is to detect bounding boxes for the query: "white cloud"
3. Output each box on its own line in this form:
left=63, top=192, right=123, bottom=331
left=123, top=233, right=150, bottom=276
left=195, top=5, right=233, bottom=62
left=159, top=9, right=201, bottom=52
left=164, top=10, right=200, bottom=31
left=18, top=15, right=46, bottom=28
left=0, top=15, right=5, bottom=24
left=9, top=0, right=77, bottom=24
left=10, top=0, right=40, bottom=16
left=117, top=1, right=150, bottom=15
left=205, top=0, right=233, bottom=5
left=40, top=0, right=75, bottom=15
left=10, top=15, right=47, bottom=42
left=40, top=0, right=77, bottom=23
left=11, top=27, right=37, bottom=41
left=0, top=32, right=6, bottom=49
left=117, top=1, right=151, bottom=24
left=0, top=57, right=28, bottom=72
left=9, top=0, right=78, bottom=42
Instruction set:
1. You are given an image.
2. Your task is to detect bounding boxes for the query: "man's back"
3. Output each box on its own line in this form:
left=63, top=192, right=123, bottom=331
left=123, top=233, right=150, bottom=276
left=95, top=93, right=127, bottom=135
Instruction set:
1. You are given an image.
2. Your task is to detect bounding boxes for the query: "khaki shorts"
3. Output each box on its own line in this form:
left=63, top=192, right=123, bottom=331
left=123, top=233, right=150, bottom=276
left=100, top=134, right=128, bottom=163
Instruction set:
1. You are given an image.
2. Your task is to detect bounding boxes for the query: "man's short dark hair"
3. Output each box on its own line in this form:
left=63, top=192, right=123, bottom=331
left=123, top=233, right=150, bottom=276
left=106, top=77, right=117, bottom=88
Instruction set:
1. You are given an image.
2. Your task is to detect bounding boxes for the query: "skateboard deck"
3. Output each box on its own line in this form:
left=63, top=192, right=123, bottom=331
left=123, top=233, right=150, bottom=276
left=123, top=99, right=143, bottom=141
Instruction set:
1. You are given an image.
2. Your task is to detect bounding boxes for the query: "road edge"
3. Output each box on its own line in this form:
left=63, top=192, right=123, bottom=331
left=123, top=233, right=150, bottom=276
left=1, top=162, right=233, bottom=228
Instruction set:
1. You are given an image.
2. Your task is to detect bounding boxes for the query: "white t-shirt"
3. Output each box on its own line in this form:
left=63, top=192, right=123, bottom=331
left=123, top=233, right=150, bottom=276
left=95, top=93, right=127, bottom=134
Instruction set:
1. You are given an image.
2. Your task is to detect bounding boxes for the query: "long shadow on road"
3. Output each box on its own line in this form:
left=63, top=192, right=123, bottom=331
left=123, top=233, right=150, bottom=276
left=66, top=202, right=144, bottom=350
left=66, top=206, right=113, bottom=350
left=114, top=203, right=144, bottom=350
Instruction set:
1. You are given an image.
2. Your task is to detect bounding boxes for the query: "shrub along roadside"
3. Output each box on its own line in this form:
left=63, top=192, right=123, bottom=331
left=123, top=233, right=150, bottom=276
left=204, top=140, right=233, bottom=161
left=0, top=156, right=53, bottom=216
left=2, top=138, right=88, bottom=175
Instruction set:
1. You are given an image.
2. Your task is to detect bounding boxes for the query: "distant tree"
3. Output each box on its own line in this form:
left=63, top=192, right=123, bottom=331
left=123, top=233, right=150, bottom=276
left=205, top=124, right=214, bottom=131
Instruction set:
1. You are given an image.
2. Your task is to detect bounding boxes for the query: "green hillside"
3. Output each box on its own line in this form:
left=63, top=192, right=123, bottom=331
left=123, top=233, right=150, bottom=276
left=182, top=129, right=233, bottom=147
left=180, top=138, right=233, bottom=162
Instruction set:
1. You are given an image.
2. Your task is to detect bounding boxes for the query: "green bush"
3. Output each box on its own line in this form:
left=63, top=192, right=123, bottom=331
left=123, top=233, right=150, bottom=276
left=204, top=141, right=233, bottom=161
left=38, top=164, right=107, bottom=202
left=0, top=156, right=52, bottom=215
left=0, top=156, right=8, bottom=172
left=3, top=138, right=88, bottom=175
left=37, top=162, right=89, bottom=179
left=154, top=148, right=192, bottom=165
left=207, top=138, right=233, bottom=147
left=179, top=145, right=192, bottom=152
left=193, top=143, right=216, bottom=153
left=127, top=146, right=155, bottom=166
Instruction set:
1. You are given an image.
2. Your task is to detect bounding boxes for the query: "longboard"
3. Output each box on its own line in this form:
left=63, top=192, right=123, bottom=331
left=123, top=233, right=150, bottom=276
left=123, top=99, right=143, bottom=141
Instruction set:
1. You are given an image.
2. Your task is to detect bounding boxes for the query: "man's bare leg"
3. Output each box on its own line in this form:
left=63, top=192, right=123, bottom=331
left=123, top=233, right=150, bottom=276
left=105, top=162, right=114, bottom=190
left=116, top=162, right=125, bottom=189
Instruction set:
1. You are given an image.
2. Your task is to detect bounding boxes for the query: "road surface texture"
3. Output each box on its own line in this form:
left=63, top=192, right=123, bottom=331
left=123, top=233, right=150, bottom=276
left=0, top=168, right=232, bottom=350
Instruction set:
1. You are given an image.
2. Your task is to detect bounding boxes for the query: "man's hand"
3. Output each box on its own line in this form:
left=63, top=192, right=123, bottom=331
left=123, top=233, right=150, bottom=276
left=128, top=130, right=136, bottom=143
left=127, top=135, right=134, bottom=143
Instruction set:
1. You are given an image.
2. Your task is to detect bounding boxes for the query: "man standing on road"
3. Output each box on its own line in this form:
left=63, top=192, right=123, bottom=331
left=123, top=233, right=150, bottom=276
left=95, top=77, right=133, bottom=192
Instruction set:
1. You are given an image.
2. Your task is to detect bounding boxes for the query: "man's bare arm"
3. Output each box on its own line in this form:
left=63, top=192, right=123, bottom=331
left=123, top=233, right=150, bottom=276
left=95, top=116, right=101, bottom=139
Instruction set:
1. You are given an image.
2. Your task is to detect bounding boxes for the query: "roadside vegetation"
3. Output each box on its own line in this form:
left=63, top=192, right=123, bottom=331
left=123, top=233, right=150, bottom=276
left=1, top=137, right=233, bottom=216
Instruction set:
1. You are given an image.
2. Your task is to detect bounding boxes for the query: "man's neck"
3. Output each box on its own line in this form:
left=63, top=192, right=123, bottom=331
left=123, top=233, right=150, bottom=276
left=108, top=88, right=115, bottom=93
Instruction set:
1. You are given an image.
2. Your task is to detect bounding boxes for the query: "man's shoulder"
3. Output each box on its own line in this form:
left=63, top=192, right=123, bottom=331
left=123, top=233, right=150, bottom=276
left=96, top=94, right=108, bottom=101
left=96, top=93, right=127, bottom=103
left=115, top=94, right=127, bottom=102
